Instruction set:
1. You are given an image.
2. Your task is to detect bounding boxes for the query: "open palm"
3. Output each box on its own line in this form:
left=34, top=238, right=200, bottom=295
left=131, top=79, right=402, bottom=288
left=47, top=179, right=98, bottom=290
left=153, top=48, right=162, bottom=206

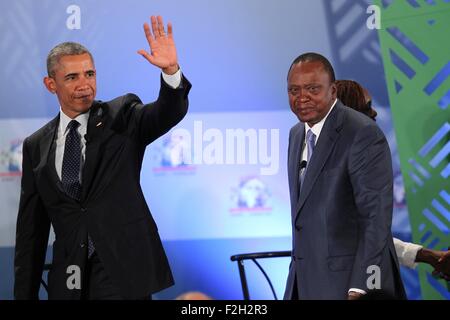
left=138, top=16, right=178, bottom=74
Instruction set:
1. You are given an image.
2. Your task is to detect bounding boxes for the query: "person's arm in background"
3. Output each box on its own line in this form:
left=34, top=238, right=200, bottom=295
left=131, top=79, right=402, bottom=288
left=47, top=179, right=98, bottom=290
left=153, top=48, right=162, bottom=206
left=394, top=238, right=450, bottom=281
left=393, top=237, right=422, bottom=268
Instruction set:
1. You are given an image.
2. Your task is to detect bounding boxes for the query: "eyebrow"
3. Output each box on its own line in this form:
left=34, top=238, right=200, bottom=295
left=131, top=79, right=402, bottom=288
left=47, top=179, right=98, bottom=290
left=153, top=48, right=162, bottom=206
left=288, top=83, right=321, bottom=87
left=64, top=72, right=79, bottom=79
left=63, top=69, right=95, bottom=78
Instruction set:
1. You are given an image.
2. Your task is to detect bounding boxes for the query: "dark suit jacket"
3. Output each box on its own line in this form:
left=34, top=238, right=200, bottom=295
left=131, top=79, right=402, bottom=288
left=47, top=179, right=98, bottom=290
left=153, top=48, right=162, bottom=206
left=14, top=76, right=191, bottom=299
left=284, top=101, right=406, bottom=300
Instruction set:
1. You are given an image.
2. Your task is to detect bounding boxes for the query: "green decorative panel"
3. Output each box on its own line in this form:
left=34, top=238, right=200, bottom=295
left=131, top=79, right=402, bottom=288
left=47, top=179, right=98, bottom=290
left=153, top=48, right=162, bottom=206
left=375, top=0, right=450, bottom=299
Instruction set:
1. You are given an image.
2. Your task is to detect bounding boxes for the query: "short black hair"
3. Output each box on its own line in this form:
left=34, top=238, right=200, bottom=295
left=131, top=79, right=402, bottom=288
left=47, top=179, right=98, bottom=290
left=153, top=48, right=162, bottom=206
left=287, top=52, right=336, bottom=83
left=46, top=42, right=94, bottom=77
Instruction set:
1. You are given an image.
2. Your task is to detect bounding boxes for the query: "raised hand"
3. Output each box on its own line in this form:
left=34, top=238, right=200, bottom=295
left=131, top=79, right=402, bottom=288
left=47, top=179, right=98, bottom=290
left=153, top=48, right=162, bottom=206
left=138, top=16, right=179, bottom=74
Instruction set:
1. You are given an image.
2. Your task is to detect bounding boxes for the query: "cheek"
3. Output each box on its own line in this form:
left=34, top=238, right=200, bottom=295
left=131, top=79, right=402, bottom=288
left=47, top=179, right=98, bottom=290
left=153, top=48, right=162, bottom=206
left=288, top=95, right=296, bottom=106
left=314, top=93, right=330, bottom=107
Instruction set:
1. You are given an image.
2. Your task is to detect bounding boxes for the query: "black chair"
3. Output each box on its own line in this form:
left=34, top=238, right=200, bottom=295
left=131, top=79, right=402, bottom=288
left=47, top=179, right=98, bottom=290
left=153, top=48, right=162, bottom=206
left=230, top=251, right=291, bottom=300
left=40, top=263, right=52, bottom=292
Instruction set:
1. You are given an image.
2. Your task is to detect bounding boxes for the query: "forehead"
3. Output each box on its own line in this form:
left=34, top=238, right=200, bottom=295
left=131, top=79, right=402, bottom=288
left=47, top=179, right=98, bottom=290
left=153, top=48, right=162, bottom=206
left=55, top=53, right=94, bottom=74
left=288, top=61, right=330, bottom=84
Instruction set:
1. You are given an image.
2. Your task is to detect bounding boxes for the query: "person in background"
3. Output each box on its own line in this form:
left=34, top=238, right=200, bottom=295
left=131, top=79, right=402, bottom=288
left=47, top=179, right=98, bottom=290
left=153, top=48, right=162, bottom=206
left=175, top=291, right=213, bottom=300
left=335, top=79, right=450, bottom=281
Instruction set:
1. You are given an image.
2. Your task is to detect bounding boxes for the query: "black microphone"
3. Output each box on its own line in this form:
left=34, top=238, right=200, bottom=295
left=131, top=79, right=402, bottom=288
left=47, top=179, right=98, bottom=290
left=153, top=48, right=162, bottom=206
left=84, top=134, right=90, bottom=144
left=300, top=160, right=307, bottom=170
left=299, top=160, right=307, bottom=177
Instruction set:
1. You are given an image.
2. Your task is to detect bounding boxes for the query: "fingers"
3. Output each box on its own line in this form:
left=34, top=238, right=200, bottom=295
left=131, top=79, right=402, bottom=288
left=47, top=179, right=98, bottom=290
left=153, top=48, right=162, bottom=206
left=143, top=22, right=154, bottom=46
left=149, top=15, right=170, bottom=38
left=157, top=16, right=165, bottom=37
left=151, top=16, right=159, bottom=37
left=438, top=251, right=450, bottom=263
left=167, top=22, right=173, bottom=38
left=137, top=49, right=155, bottom=65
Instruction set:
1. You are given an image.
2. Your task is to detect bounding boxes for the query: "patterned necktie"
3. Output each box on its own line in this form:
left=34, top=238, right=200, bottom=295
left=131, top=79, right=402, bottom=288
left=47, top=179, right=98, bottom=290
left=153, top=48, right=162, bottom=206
left=61, top=120, right=95, bottom=258
left=299, top=129, right=316, bottom=193
left=62, top=120, right=82, bottom=199
left=306, top=129, right=316, bottom=164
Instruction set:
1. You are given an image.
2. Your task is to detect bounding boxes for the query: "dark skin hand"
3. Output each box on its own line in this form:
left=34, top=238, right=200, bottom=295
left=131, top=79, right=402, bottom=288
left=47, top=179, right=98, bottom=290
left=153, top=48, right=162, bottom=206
left=416, top=247, right=450, bottom=281
left=348, top=291, right=363, bottom=300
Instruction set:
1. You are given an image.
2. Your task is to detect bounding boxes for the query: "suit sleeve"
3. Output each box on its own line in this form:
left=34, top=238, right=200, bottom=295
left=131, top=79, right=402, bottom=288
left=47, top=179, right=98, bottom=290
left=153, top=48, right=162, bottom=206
left=132, top=74, right=191, bottom=146
left=14, top=138, right=50, bottom=299
left=347, top=124, right=393, bottom=291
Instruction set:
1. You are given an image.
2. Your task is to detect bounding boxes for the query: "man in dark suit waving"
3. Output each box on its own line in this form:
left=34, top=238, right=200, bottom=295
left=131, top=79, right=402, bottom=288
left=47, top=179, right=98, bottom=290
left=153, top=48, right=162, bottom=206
left=14, top=16, right=191, bottom=300
left=283, top=53, right=405, bottom=300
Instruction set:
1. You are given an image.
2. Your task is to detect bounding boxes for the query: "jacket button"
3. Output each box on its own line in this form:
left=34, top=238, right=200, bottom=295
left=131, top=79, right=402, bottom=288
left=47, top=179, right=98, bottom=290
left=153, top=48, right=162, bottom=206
left=81, top=207, right=87, bottom=213
left=80, top=243, right=86, bottom=248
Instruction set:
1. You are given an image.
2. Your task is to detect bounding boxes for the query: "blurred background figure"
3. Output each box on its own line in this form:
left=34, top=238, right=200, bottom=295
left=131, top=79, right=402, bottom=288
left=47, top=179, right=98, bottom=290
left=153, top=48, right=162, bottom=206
left=176, top=291, right=213, bottom=300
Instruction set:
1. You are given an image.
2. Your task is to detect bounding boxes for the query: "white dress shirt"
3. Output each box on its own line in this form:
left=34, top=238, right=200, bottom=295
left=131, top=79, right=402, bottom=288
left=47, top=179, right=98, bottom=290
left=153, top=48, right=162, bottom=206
left=55, top=70, right=182, bottom=180
left=301, top=99, right=337, bottom=162
left=393, top=238, right=422, bottom=269
left=55, top=110, right=89, bottom=181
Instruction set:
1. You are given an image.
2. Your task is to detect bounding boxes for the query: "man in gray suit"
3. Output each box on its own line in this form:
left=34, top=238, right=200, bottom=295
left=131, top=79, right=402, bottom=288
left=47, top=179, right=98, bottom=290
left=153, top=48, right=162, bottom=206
left=283, top=53, right=406, bottom=300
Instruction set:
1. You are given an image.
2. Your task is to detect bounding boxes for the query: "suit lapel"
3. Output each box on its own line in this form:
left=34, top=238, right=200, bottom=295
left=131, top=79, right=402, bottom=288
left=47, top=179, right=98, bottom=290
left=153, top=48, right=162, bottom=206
left=289, top=124, right=305, bottom=209
left=38, top=116, right=59, bottom=169
left=81, top=102, right=106, bottom=200
left=37, top=115, right=75, bottom=200
left=38, top=115, right=61, bottom=187
left=294, top=102, right=345, bottom=221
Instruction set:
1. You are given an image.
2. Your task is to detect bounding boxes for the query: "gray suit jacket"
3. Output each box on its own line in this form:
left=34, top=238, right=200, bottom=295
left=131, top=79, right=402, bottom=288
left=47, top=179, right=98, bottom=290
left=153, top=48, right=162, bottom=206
left=284, top=101, right=406, bottom=300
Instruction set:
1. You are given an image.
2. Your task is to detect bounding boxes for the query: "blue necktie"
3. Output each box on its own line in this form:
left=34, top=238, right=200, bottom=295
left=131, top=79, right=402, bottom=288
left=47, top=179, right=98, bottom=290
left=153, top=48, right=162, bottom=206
left=299, top=129, right=316, bottom=192
left=62, top=120, right=95, bottom=258
left=306, top=129, right=316, bottom=164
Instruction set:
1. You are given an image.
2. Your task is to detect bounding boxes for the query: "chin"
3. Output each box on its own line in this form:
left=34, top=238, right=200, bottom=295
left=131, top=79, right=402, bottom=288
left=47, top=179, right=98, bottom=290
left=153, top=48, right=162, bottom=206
left=79, top=99, right=94, bottom=108
left=75, top=105, right=92, bottom=114
left=298, top=116, right=310, bottom=123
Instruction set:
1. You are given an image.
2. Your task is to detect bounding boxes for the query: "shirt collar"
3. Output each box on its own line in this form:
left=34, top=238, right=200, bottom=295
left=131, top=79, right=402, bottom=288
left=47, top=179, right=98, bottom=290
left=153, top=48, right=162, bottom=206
left=59, top=108, right=90, bottom=135
left=305, top=98, right=337, bottom=139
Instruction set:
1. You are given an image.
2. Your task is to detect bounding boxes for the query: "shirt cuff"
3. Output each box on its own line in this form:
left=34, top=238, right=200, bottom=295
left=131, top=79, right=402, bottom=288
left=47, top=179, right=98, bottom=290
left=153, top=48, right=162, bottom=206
left=393, top=238, right=423, bottom=269
left=162, top=68, right=182, bottom=89
left=348, top=288, right=367, bottom=295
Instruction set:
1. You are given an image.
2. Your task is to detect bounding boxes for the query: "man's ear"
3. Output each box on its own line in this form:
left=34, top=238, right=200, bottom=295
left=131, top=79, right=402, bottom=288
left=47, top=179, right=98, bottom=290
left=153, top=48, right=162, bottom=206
left=330, top=82, right=337, bottom=99
left=43, top=76, right=56, bottom=94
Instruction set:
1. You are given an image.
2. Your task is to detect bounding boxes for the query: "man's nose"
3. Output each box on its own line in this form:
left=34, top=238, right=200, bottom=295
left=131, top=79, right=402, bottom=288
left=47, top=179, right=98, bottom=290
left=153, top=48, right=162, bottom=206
left=300, top=92, right=310, bottom=103
left=76, top=75, right=91, bottom=89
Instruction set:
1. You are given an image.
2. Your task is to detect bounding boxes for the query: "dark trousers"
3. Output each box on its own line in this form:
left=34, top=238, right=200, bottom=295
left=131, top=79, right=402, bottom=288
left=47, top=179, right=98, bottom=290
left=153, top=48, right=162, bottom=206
left=81, top=252, right=151, bottom=300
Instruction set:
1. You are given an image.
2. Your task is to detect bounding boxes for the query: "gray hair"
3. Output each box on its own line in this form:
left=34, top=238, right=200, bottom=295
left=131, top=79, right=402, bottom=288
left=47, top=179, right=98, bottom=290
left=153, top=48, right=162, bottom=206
left=46, top=42, right=94, bottom=77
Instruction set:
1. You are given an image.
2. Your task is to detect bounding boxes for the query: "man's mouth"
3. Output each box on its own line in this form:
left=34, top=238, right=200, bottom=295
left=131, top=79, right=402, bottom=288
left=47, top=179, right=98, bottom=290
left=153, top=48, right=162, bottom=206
left=298, top=107, right=314, bottom=113
left=74, top=93, right=91, bottom=99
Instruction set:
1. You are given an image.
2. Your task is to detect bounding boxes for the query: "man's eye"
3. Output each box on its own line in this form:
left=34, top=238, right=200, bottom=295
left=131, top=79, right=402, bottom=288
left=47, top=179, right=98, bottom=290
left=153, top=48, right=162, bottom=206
left=289, top=88, right=299, bottom=95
